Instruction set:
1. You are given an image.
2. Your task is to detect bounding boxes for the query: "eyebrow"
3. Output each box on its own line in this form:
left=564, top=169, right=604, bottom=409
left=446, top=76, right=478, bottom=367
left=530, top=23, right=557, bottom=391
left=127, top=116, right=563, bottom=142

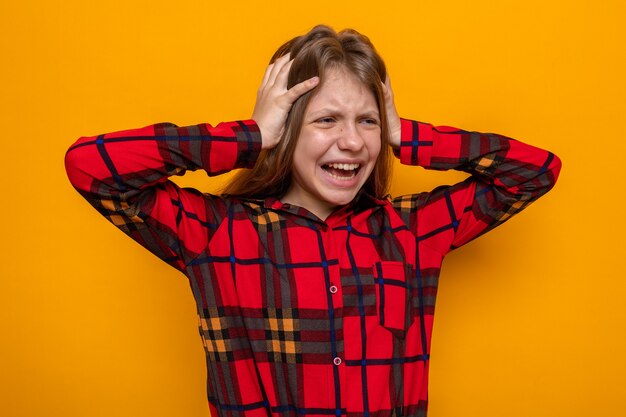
left=307, top=108, right=380, bottom=119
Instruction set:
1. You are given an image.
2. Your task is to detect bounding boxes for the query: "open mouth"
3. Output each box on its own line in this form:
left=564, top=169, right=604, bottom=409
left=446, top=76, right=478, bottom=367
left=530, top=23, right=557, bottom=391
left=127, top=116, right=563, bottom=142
left=321, top=162, right=361, bottom=181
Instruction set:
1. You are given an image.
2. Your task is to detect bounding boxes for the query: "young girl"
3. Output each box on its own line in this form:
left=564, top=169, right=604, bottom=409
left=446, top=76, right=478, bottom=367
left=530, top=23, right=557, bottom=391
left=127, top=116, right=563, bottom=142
left=65, top=25, right=561, bottom=417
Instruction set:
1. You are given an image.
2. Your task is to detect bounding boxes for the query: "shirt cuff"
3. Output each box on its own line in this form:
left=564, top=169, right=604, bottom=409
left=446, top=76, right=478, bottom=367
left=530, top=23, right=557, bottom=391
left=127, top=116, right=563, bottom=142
left=233, top=119, right=263, bottom=169
left=204, top=120, right=262, bottom=173
left=396, top=118, right=434, bottom=167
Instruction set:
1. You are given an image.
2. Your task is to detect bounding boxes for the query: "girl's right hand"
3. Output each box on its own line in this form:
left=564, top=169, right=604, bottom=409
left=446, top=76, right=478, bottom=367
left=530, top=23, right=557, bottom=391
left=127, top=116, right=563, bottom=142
left=251, top=54, right=320, bottom=149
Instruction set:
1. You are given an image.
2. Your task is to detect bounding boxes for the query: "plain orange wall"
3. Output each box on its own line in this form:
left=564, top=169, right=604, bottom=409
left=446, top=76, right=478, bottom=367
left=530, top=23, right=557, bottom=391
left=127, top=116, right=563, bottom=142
left=1, top=1, right=625, bottom=416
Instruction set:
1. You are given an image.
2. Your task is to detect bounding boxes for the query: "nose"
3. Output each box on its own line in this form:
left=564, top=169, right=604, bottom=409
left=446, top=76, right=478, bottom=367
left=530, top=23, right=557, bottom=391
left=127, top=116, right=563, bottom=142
left=337, top=122, right=365, bottom=152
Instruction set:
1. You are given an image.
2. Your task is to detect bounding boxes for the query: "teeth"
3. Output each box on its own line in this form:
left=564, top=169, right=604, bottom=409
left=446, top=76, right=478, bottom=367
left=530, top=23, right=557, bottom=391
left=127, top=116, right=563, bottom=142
left=327, top=163, right=360, bottom=171
left=326, top=170, right=357, bottom=180
left=322, top=162, right=361, bottom=181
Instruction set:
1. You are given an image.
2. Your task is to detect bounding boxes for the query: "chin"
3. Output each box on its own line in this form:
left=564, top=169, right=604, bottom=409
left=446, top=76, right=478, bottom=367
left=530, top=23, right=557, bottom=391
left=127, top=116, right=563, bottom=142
left=322, top=191, right=360, bottom=207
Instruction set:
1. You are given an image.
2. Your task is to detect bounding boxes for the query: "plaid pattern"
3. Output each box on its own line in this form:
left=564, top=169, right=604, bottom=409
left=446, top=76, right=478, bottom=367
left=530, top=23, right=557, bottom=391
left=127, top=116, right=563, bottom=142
left=65, top=118, right=561, bottom=417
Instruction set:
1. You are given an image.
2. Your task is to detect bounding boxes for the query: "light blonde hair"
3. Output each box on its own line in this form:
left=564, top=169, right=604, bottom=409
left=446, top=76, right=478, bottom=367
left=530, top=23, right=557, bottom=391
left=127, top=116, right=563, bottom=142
left=224, top=25, right=392, bottom=199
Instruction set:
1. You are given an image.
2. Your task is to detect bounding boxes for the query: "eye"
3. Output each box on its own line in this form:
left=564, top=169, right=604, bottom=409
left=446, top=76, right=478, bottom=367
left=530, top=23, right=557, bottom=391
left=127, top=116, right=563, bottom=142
left=313, top=117, right=337, bottom=128
left=360, top=117, right=380, bottom=126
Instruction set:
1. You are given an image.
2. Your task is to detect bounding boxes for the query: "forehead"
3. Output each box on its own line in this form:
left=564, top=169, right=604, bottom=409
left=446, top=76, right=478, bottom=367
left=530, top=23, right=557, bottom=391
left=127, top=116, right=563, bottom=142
left=306, top=67, right=378, bottom=113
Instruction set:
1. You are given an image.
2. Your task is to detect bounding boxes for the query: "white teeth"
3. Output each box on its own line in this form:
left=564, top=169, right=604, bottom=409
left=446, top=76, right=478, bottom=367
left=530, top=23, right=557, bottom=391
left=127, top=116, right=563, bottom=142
left=327, top=163, right=360, bottom=171
left=322, top=162, right=360, bottom=180
left=326, top=170, right=357, bottom=180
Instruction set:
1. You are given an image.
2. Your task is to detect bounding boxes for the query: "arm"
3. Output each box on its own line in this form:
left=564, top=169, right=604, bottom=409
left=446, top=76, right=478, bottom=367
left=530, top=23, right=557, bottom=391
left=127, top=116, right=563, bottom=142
left=65, top=120, right=262, bottom=271
left=383, top=76, right=561, bottom=254
left=65, top=55, right=319, bottom=271
left=391, top=119, right=562, bottom=255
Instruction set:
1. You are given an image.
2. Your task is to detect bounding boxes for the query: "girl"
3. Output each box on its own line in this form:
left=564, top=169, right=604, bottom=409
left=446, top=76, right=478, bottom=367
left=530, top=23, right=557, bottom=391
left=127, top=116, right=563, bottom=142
left=66, top=25, right=561, bottom=417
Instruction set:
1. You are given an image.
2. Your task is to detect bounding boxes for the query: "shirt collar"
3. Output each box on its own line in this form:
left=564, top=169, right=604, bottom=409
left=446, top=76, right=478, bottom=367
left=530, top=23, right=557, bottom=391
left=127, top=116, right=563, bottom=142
left=239, top=190, right=388, bottom=224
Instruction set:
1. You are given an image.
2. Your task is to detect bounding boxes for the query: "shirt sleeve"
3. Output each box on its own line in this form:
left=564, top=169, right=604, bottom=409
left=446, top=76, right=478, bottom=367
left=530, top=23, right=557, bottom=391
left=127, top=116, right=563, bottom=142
left=391, top=118, right=562, bottom=256
left=65, top=120, right=262, bottom=271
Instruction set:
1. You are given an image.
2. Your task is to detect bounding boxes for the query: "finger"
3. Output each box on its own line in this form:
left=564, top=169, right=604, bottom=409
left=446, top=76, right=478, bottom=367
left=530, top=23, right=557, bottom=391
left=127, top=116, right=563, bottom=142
left=380, top=81, right=389, bottom=99
left=259, top=62, right=275, bottom=91
left=273, top=58, right=294, bottom=91
left=383, top=76, right=394, bottom=99
left=267, top=53, right=291, bottom=86
left=284, top=76, right=320, bottom=104
left=259, top=54, right=290, bottom=95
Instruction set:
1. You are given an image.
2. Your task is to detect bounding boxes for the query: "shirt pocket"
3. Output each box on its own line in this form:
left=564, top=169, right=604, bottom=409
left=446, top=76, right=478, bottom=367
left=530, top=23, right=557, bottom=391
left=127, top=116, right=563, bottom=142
left=373, top=261, right=415, bottom=339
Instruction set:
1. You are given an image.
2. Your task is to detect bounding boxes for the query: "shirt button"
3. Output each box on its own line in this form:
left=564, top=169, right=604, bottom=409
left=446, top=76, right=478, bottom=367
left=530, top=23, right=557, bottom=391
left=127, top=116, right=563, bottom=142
left=333, top=357, right=342, bottom=366
left=329, top=285, right=338, bottom=294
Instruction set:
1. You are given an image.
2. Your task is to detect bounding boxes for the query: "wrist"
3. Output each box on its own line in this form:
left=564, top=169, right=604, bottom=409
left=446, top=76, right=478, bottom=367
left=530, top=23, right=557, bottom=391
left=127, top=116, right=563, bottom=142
left=388, top=127, right=401, bottom=149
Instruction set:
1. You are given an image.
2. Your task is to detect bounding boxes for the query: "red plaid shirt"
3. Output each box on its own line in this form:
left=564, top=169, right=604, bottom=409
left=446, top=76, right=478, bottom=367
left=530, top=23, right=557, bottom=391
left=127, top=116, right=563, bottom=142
left=65, top=118, right=560, bottom=417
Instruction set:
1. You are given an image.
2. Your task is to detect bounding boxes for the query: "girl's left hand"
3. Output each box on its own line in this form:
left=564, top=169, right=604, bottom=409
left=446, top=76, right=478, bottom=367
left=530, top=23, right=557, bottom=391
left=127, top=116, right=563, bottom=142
left=382, top=76, right=401, bottom=149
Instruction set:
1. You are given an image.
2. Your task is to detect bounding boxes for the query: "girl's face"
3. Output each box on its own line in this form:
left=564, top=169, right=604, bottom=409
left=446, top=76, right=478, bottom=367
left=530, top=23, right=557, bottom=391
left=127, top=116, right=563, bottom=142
left=282, top=67, right=382, bottom=220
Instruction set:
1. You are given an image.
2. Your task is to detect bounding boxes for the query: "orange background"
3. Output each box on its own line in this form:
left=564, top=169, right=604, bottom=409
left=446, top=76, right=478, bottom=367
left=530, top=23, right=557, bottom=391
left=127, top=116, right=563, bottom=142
left=1, top=1, right=625, bottom=416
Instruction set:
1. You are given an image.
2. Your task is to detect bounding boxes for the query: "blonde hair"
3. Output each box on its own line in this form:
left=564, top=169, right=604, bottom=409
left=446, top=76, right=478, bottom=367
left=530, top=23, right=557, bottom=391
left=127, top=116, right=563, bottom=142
left=224, top=25, right=392, bottom=199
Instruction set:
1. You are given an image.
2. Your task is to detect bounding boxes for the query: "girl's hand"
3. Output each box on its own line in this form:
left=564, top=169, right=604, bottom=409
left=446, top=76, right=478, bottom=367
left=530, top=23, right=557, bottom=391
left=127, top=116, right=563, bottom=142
left=252, top=54, right=320, bottom=150
left=382, top=76, right=401, bottom=149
